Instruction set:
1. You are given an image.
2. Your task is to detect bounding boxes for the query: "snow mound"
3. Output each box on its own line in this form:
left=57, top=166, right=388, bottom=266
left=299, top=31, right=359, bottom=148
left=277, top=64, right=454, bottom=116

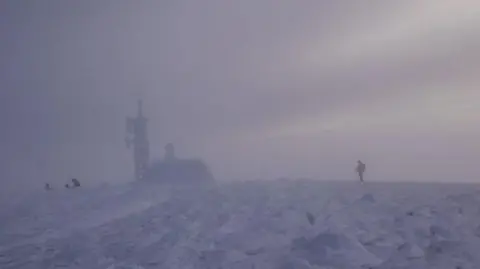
left=1, top=180, right=480, bottom=269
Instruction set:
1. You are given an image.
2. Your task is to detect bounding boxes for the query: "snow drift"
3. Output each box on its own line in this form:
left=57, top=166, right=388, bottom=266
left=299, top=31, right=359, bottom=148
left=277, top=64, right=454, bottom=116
left=1, top=180, right=480, bottom=269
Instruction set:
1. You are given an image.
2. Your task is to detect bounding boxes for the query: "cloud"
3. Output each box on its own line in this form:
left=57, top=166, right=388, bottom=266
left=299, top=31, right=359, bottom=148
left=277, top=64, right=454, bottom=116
left=1, top=1, right=479, bottom=185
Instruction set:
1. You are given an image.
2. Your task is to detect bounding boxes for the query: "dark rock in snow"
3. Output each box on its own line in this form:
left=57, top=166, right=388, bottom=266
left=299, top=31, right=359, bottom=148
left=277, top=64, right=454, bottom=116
left=306, top=212, right=315, bottom=226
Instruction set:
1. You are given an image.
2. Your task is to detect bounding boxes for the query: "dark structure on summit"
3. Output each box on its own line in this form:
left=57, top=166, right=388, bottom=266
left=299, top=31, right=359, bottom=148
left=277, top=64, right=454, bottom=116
left=126, top=100, right=150, bottom=180
left=143, top=143, right=215, bottom=183
left=124, top=99, right=214, bottom=183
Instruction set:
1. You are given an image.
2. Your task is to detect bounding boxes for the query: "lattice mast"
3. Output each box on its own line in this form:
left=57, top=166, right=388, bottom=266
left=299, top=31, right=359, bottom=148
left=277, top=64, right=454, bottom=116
left=126, top=99, right=150, bottom=180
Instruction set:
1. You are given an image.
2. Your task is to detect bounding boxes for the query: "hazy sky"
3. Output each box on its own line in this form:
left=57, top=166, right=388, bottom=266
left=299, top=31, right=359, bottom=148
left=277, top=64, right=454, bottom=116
left=1, top=1, right=480, bottom=189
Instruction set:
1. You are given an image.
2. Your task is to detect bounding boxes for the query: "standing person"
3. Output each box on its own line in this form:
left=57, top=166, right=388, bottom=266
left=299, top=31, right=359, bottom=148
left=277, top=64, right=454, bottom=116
left=44, top=183, right=52, bottom=191
left=356, top=160, right=366, bottom=183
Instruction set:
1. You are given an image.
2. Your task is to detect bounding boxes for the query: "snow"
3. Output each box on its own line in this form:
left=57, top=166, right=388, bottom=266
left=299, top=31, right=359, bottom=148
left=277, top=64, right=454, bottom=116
left=1, top=180, right=480, bottom=269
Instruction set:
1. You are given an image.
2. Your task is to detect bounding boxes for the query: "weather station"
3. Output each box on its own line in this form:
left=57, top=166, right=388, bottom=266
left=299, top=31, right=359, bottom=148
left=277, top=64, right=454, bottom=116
left=125, top=99, right=214, bottom=183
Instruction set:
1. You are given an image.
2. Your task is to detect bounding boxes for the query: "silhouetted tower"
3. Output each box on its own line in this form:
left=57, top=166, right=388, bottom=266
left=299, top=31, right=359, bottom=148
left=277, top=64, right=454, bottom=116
left=126, top=99, right=150, bottom=180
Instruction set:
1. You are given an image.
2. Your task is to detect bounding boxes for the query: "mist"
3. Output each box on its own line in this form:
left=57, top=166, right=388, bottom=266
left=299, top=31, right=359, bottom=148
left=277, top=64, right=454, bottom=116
left=1, top=1, right=480, bottom=192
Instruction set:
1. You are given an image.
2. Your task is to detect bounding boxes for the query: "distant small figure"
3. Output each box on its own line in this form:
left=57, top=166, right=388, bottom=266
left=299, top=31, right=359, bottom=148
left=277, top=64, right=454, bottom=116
left=44, top=183, right=52, bottom=191
left=71, top=178, right=81, bottom=188
left=356, top=160, right=366, bottom=183
left=65, top=184, right=70, bottom=189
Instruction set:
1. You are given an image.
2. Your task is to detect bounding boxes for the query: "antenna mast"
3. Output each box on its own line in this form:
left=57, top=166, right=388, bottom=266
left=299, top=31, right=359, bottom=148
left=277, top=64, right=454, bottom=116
left=126, top=99, right=150, bottom=180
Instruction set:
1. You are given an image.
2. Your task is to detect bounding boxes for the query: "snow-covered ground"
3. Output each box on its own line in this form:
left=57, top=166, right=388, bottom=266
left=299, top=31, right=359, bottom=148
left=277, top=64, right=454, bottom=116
left=1, top=180, right=480, bottom=269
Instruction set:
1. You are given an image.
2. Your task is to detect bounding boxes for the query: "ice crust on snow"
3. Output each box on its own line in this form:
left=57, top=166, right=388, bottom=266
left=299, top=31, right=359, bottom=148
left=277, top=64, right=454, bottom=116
left=1, top=180, right=480, bottom=269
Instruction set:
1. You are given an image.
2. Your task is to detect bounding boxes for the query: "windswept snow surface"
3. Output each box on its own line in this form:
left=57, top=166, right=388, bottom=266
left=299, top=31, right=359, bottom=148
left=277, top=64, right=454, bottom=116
left=1, top=180, right=480, bottom=269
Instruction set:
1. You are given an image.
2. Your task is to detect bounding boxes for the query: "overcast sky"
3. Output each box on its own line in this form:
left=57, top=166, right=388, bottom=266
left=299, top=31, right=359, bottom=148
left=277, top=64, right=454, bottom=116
left=1, top=1, right=480, bottom=190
